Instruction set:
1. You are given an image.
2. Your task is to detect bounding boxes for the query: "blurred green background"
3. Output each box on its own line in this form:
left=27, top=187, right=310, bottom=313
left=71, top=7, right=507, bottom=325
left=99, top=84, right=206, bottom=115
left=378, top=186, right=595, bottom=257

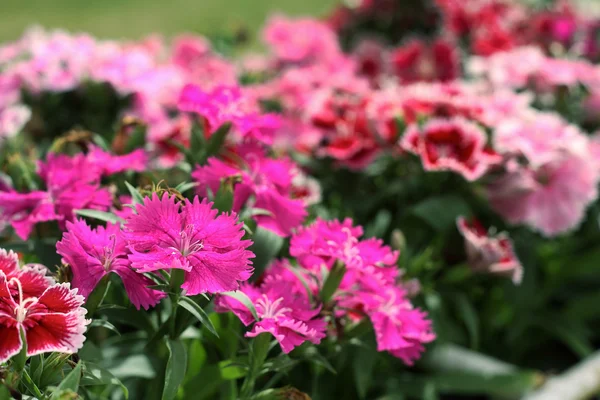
left=0, top=0, right=336, bottom=42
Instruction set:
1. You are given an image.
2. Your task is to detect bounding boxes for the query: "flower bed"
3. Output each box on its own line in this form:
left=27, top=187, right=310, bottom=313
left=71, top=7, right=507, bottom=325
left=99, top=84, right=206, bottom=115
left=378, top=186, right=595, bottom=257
left=2, top=0, right=600, bottom=399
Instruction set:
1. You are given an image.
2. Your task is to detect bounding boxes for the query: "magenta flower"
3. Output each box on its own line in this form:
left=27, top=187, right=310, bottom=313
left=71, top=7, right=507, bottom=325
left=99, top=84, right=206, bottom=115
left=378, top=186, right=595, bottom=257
left=56, top=220, right=165, bottom=310
left=457, top=216, right=523, bottom=284
left=215, top=275, right=326, bottom=354
left=193, top=145, right=307, bottom=237
left=0, top=153, right=112, bottom=239
left=178, top=84, right=280, bottom=144
left=86, top=145, right=147, bottom=176
left=401, top=117, right=500, bottom=181
left=361, top=286, right=435, bottom=365
left=289, top=218, right=434, bottom=365
left=290, top=218, right=366, bottom=271
left=124, top=194, right=254, bottom=295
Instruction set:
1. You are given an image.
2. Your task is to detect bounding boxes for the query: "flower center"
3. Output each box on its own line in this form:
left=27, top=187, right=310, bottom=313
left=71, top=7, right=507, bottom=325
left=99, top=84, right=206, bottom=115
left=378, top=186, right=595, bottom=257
left=178, top=224, right=204, bottom=257
left=101, top=234, right=118, bottom=271
left=255, top=295, right=291, bottom=320
left=9, top=277, right=38, bottom=324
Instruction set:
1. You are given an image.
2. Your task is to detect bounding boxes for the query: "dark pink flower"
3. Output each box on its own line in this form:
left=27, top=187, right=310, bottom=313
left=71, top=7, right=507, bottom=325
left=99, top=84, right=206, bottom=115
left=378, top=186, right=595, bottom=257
left=0, top=153, right=111, bottom=239
left=391, top=38, right=460, bottom=83
left=178, top=84, right=280, bottom=144
left=215, top=274, right=326, bottom=354
left=289, top=218, right=433, bottom=364
left=361, top=286, right=435, bottom=365
left=457, top=216, right=523, bottom=284
left=193, top=145, right=307, bottom=237
left=401, top=117, right=499, bottom=181
left=86, top=146, right=147, bottom=176
left=290, top=218, right=364, bottom=271
left=56, top=220, right=165, bottom=310
left=124, top=194, right=253, bottom=295
left=0, top=255, right=88, bottom=363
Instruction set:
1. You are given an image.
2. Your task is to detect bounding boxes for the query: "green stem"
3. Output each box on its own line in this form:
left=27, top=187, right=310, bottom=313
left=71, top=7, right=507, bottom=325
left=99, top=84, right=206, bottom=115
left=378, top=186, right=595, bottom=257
left=168, top=270, right=185, bottom=338
left=240, top=333, right=271, bottom=399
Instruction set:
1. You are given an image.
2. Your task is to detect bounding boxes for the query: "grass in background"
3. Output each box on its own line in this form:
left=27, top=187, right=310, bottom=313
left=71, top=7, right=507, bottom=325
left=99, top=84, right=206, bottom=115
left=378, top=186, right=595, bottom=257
left=0, top=0, right=336, bottom=42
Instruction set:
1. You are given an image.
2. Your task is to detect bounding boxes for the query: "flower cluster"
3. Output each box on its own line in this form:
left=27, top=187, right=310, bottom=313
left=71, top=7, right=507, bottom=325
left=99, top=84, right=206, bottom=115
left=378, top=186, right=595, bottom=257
left=56, top=193, right=254, bottom=309
left=217, top=218, right=435, bottom=364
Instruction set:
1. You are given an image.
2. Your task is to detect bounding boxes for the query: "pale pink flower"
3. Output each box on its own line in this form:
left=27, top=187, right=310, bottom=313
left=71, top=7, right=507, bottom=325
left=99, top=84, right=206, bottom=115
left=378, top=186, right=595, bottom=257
left=488, top=156, right=599, bottom=236
left=263, top=15, right=342, bottom=65
left=457, top=216, right=523, bottom=284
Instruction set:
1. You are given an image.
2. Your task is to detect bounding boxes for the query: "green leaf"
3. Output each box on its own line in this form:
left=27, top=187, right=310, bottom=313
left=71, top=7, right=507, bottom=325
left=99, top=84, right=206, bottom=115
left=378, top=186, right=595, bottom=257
left=163, top=339, right=188, bottom=400
left=175, top=181, right=199, bottom=194
left=88, top=319, right=120, bottom=336
left=205, top=122, right=231, bottom=158
left=81, top=362, right=129, bottom=399
left=51, top=361, right=82, bottom=399
left=213, top=179, right=235, bottom=213
left=282, top=263, right=314, bottom=303
left=13, top=328, right=27, bottom=372
left=21, top=369, right=44, bottom=399
left=221, top=291, right=259, bottom=321
left=179, top=296, right=219, bottom=337
left=218, top=360, right=247, bottom=380
left=452, top=294, right=479, bottom=350
left=353, top=345, right=376, bottom=399
left=320, top=261, right=346, bottom=304
left=124, top=181, right=145, bottom=205
left=185, top=341, right=207, bottom=385
left=411, top=195, right=470, bottom=232
left=190, top=121, right=207, bottom=157
left=249, top=228, right=284, bottom=277
left=75, top=209, right=124, bottom=224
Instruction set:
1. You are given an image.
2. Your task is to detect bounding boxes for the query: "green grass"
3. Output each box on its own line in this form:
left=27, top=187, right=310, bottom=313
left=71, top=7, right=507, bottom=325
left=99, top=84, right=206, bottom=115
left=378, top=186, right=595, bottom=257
left=0, top=0, right=336, bottom=42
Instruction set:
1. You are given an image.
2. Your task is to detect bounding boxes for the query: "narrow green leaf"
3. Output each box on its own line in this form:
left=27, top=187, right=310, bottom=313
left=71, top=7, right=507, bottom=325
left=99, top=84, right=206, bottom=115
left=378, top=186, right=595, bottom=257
left=320, top=261, right=346, bottom=304
left=179, top=296, right=219, bottom=337
left=218, top=361, right=247, bottom=380
left=221, top=291, right=259, bottom=321
left=51, top=361, right=82, bottom=399
left=81, top=362, right=129, bottom=399
left=411, top=195, right=470, bottom=232
left=190, top=121, right=207, bottom=157
left=21, top=369, right=44, bottom=399
left=353, top=345, right=376, bottom=399
left=88, top=319, right=120, bottom=336
left=75, top=209, right=124, bottom=224
left=205, top=122, right=231, bottom=158
left=163, top=340, right=188, bottom=400
left=124, top=181, right=145, bottom=205
left=249, top=228, right=284, bottom=277
left=453, top=294, right=479, bottom=350
left=175, top=181, right=199, bottom=194
left=282, top=263, right=314, bottom=303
